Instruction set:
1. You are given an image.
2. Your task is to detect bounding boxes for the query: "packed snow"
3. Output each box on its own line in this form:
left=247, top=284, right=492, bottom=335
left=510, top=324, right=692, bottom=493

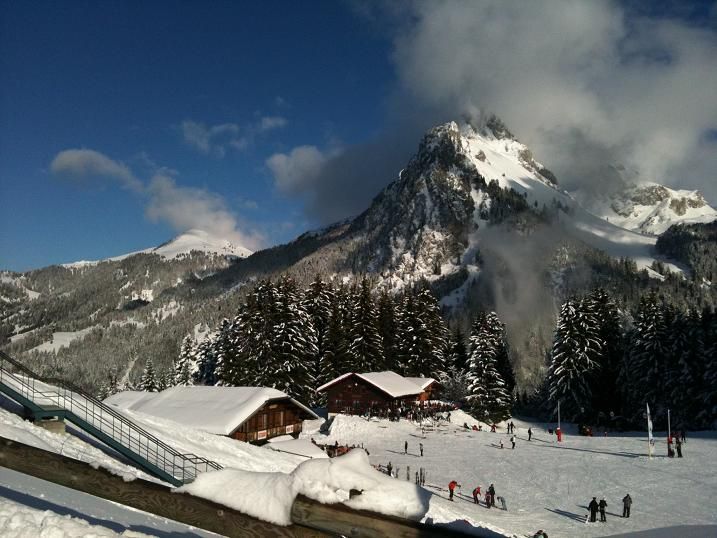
left=303, top=412, right=717, bottom=537
left=27, top=326, right=97, bottom=354
left=318, top=371, right=423, bottom=398
left=104, top=385, right=317, bottom=436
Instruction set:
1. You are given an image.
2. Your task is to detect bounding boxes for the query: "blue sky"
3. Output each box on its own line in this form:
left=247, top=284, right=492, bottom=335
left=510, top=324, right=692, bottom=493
left=0, top=1, right=393, bottom=270
left=1, top=1, right=716, bottom=272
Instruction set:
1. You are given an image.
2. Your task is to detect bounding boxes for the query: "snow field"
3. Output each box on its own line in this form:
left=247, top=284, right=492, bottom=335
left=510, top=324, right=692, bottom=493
left=0, top=496, right=152, bottom=538
left=306, top=412, right=717, bottom=538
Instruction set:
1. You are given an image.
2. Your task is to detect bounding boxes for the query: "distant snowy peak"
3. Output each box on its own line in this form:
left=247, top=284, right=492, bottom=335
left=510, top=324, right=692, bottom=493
left=62, top=229, right=251, bottom=268
left=574, top=183, right=717, bottom=236
left=151, top=229, right=252, bottom=259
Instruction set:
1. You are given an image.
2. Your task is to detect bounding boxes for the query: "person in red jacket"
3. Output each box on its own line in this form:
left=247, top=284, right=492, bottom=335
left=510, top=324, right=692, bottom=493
left=448, top=480, right=459, bottom=501
left=472, top=486, right=481, bottom=504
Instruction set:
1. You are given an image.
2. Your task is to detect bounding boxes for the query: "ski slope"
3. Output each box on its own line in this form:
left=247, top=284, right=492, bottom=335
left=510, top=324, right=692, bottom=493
left=306, top=412, right=717, bottom=538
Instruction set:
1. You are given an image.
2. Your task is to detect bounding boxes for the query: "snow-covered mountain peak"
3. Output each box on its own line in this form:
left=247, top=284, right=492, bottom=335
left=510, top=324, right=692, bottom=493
left=62, top=229, right=252, bottom=268
left=151, top=229, right=252, bottom=259
left=573, top=182, right=717, bottom=236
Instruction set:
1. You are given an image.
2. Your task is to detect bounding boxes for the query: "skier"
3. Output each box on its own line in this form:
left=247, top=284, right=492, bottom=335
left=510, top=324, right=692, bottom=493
left=588, top=497, right=599, bottom=522
left=419, top=442, right=424, bottom=457
left=386, top=462, right=393, bottom=476
left=528, top=427, right=532, bottom=441
left=676, top=437, right=683, bottom=458
left=404, top=440, right=408, bottom=454
left=447, top=411, right=451, bottom=423
left=488, top=484, right=496, bottom=507
left=681, top=429, right=686, bottom=443
left=510, top=435, right=516, bottom=449
left=497, top=495, right=507, bottom=510
left=448, top=480, right=459, bottom=501
left=500, top=439, right=504, bottom=449
left=472, top=486, right=481, bottom=504
left=490, top=424, right=497, bottom=433
left=599, top=498, right=608, bottom=522
left=622, top=494, right=632, bottom=518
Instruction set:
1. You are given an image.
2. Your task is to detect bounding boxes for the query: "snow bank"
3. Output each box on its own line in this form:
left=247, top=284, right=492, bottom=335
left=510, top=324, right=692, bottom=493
left=178, top=448, right=430, bottom=526
left=176, top=468, right=297, bottom=526
left=0, top=496, right=152, bottom=537
left=265, top=438, right=329, bottom=459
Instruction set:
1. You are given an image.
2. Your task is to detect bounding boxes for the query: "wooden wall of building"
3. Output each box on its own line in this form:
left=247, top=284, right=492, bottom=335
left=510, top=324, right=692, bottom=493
left=231, top=400, right=309, bottom=443
left=325, top=375, right=418, bottom=416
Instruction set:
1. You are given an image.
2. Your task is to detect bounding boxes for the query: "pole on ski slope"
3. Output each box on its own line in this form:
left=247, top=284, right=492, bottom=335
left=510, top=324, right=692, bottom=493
left=646, top=403, right=654, bottom=459
left=667, top=408, right=671, bottom=456
left=557, top=401, right=562, bottom=443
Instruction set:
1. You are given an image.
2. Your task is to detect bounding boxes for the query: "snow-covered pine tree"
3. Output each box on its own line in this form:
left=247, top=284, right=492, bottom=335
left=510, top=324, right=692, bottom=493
left=415, top=288, right=449, bottom=377
left=586, top=288, right=623, bottom=416
left=138, top=358, right=160, bottom=392
left=377, top=289, right=398, bottom=371
left=626, top=293, right=670, bottom=423
left=346, top=278, right=384, bottom=373
left=175, top=335, right=196, bottom=386
left=699, top=308, right=717, bottom=426
left=272, top=275, right=318, bottom=403
left=546, top=298, right=602, bottom=422
left=467, top=312, right=512, bottom=422
left=193, top=336, right=220, bottom=386
left=323, top=284, right=351, bottom=378
left=485, top=311, right=515, bottom=399
left=447, top=327, right=469, bottom=373
left=302, top=275, right=334, bottom=406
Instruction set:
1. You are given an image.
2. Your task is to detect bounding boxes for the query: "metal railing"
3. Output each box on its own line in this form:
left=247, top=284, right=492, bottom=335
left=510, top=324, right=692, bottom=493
left=0, top=350, right=222, bottom=485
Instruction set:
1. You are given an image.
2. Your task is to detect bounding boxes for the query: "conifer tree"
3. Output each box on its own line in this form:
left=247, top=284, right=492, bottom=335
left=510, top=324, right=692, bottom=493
left=546, top=298, right=602, bottom=422
left=139, top=358, right=160, bottom=392
left=175, top=335, right=196, bottom=386
left=467, top=312, right=512, bottom=422
left=587, top=288, right=623, bottom=416
left=377, top=290, right=398, bottom=371
left=303, top=275, right=334, bottom=405
left=323, top=285, right=351, bottom=378
left=346, top=278, right=384, bottom=373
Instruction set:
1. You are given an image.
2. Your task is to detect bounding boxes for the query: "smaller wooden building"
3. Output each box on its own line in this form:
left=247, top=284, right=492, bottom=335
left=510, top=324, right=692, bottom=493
left=317, top=371, right=440, bottom=417
left=104, top=386, right=317, bottom=444
left=404, top=377, right=441, bottom=401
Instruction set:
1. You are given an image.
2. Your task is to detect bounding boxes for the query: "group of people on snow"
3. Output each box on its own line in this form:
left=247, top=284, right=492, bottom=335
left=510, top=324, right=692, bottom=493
left=588, top=494, right=633, bottom=522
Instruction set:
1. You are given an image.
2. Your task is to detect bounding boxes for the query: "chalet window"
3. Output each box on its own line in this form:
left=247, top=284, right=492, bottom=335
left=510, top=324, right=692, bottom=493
left=353, top=400, right=361, bottom=409
left=257, top=413, right=267, bottom=430
left=335, top=399, right=343, bottom=409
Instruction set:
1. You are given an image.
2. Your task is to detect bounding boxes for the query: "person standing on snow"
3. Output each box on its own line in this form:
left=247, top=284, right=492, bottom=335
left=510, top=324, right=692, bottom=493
left=528, top=427, right=532, bottom=441
left=386, top=461, right=392, bottom=476
left=588, top=497, right=599, bottom=522
left=404, top=440, right=408, bottom=454
left=622, top=494, right=632, bottom=518
left=488, top=484, right=496, bottom=507
left=510, top=435, right=516, bottom=449
left=599, top=498, right=608, bottom=522
left=448, top=480, right=459, bottom=501
left=419, top=442, right=424, bottom=457
left=472, top=486, right=481, bottom=504
left=676, top=437, right=683, bottom=458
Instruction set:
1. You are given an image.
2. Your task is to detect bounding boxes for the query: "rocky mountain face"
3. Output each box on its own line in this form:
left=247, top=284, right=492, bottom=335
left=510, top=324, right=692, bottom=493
left=2, top=117, right=716, bottom=392
left=573, top=182, right=717, bottom=236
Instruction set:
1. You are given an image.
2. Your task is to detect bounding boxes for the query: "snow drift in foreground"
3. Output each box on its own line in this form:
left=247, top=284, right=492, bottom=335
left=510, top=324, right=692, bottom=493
left=178, top=448, right=509, bottom=536
left=0, top=497, right=152, bottom=538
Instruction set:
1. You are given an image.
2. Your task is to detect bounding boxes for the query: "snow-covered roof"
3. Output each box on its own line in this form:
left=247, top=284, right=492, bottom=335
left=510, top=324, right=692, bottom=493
left=404, top=377, right=438, bottom=390
left=103, top=386, right=318, bottom=436
left=317, top=371, right=423, bottom=399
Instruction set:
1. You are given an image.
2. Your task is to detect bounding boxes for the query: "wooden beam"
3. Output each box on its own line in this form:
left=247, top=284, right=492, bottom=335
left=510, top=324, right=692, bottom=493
left=0, top=436, right=323, bottom=538
left=0, top=436, right=476, bottom=538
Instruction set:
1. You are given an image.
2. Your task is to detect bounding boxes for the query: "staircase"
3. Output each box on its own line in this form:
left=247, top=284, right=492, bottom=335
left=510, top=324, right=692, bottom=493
left=0, top=350, right=222, bottom=486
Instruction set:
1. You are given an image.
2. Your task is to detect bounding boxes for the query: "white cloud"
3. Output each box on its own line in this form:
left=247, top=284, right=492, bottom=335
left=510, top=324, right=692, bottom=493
left=180, top=120, right=246, bottom=158
left=390, top=0, right=717, bottom=198
left=259, top=115, right=288, bottom=132
left=266, top=145, right=331, bottom=194
left=50, top=148, right=264, bottom=250
left=50, top=149, right=143, bottom=192
left=146, top=174, right=264, bottom=250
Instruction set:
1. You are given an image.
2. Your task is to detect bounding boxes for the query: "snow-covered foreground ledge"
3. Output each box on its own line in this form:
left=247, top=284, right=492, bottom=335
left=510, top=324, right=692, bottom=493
left=177, top=448, right=511, bottom=536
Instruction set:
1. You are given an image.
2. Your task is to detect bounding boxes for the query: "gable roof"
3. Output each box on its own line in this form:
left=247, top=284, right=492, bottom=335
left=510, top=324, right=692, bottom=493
left=104, top=386, right=318, bottom=436
left=316, top=371, right=423, bottom=398
left=404, top=377, right=438, bottom=390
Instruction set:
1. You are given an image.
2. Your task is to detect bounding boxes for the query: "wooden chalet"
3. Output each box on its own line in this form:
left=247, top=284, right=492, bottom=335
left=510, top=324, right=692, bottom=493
left=404, top=377, right=441, bottom=401
left=104, top=386, right=318, bottom=444
left=317, top=371, right=440, bottom=417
